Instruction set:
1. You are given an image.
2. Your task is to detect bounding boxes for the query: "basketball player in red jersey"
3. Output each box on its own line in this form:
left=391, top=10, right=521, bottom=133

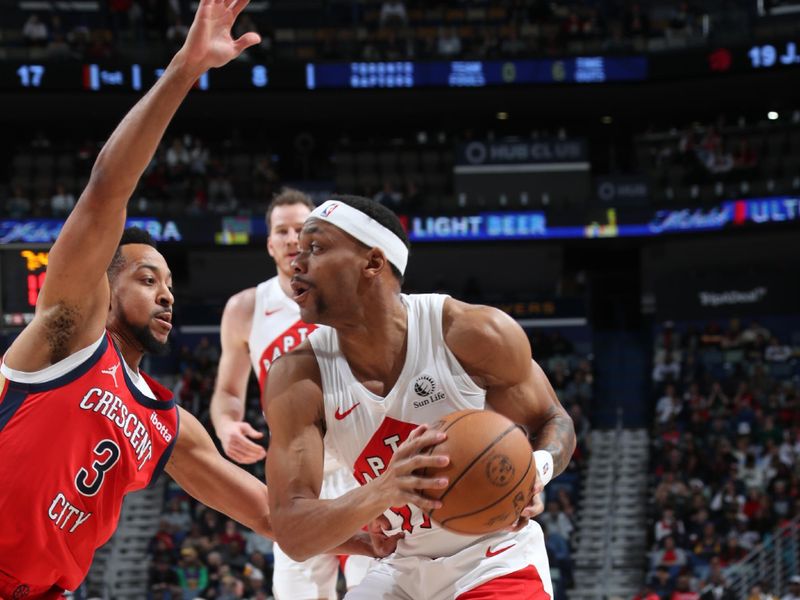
left=0, top=6, right=371, bottom=598
left=264, top=196, right=577, bottom=599
left=210, top=189, right=373, bottom=599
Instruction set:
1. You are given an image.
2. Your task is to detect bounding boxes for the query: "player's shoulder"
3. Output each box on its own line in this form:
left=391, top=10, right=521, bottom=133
left=442, top=297, right=519, bottom=345
left=223, top=286, right=257, bottom=317
left=266, top=339, right=321, bottom=393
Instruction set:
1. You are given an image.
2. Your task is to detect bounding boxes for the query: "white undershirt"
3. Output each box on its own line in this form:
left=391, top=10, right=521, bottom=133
left=1, top=333, right=156, bottom=399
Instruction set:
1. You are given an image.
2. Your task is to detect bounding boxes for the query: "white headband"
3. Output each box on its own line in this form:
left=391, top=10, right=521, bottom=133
left=308, top=200, right=409, bottom=275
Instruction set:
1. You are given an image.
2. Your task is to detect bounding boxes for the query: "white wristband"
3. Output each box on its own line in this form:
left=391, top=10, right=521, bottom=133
left=534, top=450, right=554, bottom=487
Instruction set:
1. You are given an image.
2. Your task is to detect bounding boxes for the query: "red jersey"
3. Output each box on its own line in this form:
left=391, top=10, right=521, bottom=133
left=0, top=332, right=178, bottom=593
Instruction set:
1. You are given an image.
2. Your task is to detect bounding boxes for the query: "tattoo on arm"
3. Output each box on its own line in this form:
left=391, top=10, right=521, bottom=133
left=531, top=405, right=577, bottom=476
left=44, top=304, right=80, bottom=363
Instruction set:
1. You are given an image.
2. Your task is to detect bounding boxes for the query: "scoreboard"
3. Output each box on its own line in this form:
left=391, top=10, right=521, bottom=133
left=1, top=247, right=49, bottom=327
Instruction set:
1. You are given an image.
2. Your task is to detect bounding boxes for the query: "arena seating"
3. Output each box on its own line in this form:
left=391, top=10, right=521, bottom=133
left=646, top=318, right=800, bottom=599
left=5, top=110, right=800, bottom=221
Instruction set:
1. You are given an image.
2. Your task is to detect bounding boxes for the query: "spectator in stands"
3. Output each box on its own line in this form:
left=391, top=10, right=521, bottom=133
left=374, top=180, right=402, bottom=210
left=162, top=497, right=192, bottom=532
left=565, top=369, right=592, bottom=409
left=649, top=566, right=674, bottom=599
left=781, top=576, right=800, bottom=600
left=667, top=2, right=696, bottom=39
left=176, top=546, right=209, bottom=599
left=219, top=519, right=246, bottom=553
left=23, top=14, right=49, bottom=47
left=148, top=556, right=181, bottom=600
left=51, top=183, right=76, bottom=217
left=765, top=337, right=793, bottom=362
left=7, top=186, right=31, bottom=218
left=166, top=137, right=190, bottom=171
left=673, top=574, right=700, bottom=600
left=654, top=355, right=681, bottom=383
left=748, top=583, right=778, bottom=600
left=380, top=1, right=408, bottom=28
left=217, top=573, right=245, bottom=600
left=655, top=508, right=685, bottom=544
left=656, top=384, right=682, bottom=425
left=538, top=499, right=574, bottom=541
left=437, top=26, right=462, bottom=57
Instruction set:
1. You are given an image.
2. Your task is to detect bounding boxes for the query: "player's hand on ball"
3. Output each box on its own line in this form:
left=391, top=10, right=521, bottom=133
left=376, top=424, right=449, bottom=511
left=368, top=515, right=404, bottom=558
left=508, top=471, right=545, bottom=532
left=219, top=420, right=267, bottom=464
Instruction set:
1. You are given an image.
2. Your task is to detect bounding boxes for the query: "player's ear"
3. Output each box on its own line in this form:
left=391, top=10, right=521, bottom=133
left=364, top=248, right=387, bottom=279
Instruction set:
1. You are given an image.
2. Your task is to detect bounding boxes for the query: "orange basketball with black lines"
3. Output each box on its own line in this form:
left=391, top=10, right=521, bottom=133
left=421, top=409, right=537, bottom=535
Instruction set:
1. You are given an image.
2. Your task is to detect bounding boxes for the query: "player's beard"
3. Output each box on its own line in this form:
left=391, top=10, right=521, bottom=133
left=129, top=322, right=171, bottom=356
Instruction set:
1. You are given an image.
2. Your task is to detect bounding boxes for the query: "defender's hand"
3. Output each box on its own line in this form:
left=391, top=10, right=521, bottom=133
left=177, top=0, right=261, bottom=73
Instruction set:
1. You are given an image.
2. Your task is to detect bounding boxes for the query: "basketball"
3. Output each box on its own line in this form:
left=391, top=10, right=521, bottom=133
left=421, top=409, right=537, bottom=535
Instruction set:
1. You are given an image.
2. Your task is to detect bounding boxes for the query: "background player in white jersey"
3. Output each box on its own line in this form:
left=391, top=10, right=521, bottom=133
left=210, top=189, right=373, bottom=600
left=264, top=195, right=577, bottom=599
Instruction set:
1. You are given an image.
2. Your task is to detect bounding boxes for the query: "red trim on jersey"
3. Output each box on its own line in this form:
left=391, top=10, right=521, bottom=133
left=456, top=565, right=549, bottom=600
left=338, top=555, right=348, bottom=572
left=257, top=319, right=317, bottom=393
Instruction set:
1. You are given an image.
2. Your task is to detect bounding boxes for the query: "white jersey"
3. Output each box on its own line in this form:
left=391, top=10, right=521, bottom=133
left=249, top=277, right=315, bottom=392
left=309, top=294, right=548, bottom=563
left=249, top=277, right=349, bottom=485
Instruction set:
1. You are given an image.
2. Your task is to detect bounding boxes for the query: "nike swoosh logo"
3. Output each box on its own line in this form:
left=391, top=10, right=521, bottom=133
left=265, top=308, right=283, bottom=316
left=485, top=542, right=516, bottom=558
left=334, top=403, right=360, bottom=420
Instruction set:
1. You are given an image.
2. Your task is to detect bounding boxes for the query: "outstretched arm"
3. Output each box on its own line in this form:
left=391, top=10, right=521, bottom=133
left=444, top=298, right=577, bottom=477
left=4, top=0, right=260, bottom=371
left=168, top=407, right=272, bottom=537
left=210, top=288, right=267, bottom=464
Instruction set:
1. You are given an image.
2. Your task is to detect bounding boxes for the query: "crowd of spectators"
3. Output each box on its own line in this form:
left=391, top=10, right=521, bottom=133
left=531, top=328, right=594, bottom=600
left=644, top=317, right=800, bottom=600
left=140, top=325, right=592, bottom=599
left=148, top=336, right=271, bottom=600
left=637, top=112, right=800, bottom=204
left=1, top=132, right=282, bottom=220
left=4, top=0, right=733, bottom=64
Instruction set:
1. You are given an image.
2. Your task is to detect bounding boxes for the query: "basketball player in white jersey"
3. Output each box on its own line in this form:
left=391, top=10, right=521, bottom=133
left=210, top=189, right=373, bottom=600
left=264, top=195, right=577, bottom=599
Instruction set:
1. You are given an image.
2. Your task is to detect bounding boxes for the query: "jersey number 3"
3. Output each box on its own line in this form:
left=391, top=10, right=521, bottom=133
left=75, top=439, right=121, bottom=497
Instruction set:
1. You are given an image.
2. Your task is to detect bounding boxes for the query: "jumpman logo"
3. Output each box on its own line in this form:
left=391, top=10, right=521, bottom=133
left=101, top=363, right=121, bottom=388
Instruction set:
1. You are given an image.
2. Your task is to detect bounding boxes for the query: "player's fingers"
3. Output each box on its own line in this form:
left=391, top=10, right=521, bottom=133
left=398, top=430, right=446, bottom=457
left=233, top=32, right=261, bottom=54
left=507, top=516, right=530, bottom=532
left=403, top=493, right=442, bottom=512
left=230, top=0, right=250, bottom=18
left=402, top=453, right=449, bottom=472
left=232, top=438, right=266, bottom=462
left=400, top=475, right=449, bottom=491
left=405, top=424, right=429, bottom=441
left=241, top=423, right=264, bottom=439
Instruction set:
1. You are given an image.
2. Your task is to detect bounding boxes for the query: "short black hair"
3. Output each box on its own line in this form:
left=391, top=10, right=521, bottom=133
left=107, top=227, right=157, bottom=283
left=328, top=194, right=410, bottom=283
